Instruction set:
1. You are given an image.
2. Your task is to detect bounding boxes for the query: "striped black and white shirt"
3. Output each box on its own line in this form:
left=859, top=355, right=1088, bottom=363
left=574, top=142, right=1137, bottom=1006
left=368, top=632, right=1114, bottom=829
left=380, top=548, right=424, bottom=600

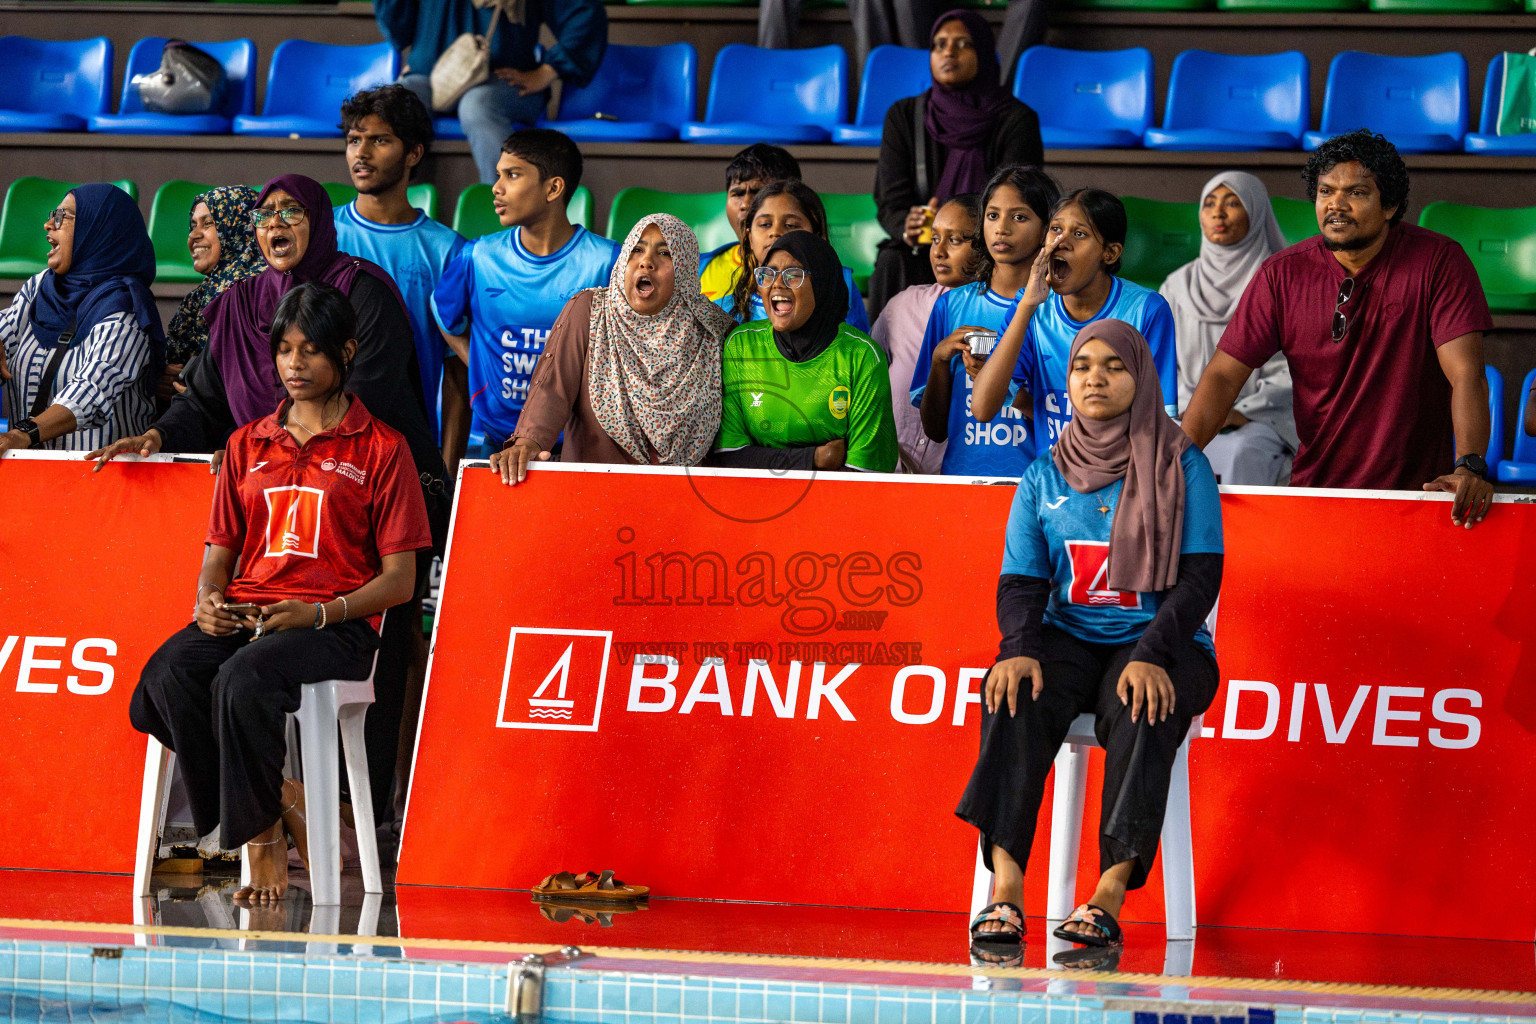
left=0, top=274, right=154, bottom=451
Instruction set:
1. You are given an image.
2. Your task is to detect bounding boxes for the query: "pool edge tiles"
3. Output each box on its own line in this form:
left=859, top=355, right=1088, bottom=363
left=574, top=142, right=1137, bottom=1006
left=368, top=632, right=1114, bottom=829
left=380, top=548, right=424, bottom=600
left=0, top=938, right=507, bottom=1023
left=541, top=970, right=1536, bottom=1024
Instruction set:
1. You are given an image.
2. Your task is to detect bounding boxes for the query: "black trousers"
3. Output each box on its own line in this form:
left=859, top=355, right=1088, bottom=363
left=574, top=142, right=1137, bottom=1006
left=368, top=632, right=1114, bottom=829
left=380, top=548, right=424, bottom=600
left=759, top=0, right=945, bottom=66
left=955, top=626, right=1219, bottom=891
left=130, top=621, right=379, bottom=850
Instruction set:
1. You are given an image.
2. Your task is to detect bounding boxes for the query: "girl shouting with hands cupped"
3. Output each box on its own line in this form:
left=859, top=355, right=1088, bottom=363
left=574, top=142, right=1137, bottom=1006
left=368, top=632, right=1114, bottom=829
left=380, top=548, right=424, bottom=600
left=956, top=318, right=1223, bottom=967
left=970, top=189, right=1179, bottom=455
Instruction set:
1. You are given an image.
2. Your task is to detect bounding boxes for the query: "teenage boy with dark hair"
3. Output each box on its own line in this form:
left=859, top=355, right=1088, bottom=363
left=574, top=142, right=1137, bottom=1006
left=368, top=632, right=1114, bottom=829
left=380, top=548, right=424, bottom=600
left=1182, top=129, right=1495, bottom=528
left=336, top=85, right=469, bottom=468
left=432, top=128, right=618, bottom=458
left=699, top=143, right=802, bottom=302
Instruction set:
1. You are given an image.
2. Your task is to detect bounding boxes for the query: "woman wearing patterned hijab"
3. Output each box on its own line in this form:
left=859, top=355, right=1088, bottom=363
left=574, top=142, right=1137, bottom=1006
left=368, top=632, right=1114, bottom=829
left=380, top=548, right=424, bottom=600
left=163, top=186, right=265, bottom=391
left=492, top=213, right=738, bottom=483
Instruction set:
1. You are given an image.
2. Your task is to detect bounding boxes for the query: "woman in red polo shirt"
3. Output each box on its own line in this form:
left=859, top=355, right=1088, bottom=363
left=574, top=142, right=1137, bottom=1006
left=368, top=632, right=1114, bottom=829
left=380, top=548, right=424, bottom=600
left=130, top=281, right=431, bottom=903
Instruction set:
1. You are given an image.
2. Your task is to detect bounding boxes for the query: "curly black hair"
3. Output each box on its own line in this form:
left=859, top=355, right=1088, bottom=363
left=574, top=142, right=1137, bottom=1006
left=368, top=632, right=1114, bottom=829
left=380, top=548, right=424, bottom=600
left=339, top=84, right=434, bottom=162
left=1302, top=129, right=1409, bottom=224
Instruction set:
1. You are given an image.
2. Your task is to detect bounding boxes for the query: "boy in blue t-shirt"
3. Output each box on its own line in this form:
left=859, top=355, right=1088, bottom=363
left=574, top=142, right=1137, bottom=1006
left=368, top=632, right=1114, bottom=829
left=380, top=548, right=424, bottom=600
left=335, top=86, right=467, bottom=453
left=432, top=128, right=619, bottom=457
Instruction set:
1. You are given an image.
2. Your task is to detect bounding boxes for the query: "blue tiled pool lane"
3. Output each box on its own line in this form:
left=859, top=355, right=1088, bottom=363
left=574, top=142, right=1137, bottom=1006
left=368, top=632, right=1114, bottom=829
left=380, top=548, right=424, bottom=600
left=2, top=935, right=1535, bottom=1024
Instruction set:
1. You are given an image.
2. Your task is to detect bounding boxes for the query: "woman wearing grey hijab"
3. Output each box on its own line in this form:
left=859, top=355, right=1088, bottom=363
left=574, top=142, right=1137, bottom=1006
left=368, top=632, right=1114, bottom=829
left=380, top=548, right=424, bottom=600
left=1161, top=171, right=1295, bottom=485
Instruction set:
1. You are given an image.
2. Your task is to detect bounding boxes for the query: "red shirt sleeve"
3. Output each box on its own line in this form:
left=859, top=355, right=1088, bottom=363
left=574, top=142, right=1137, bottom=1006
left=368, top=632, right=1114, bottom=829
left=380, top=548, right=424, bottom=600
left=371, top=432, right=432, bottom=558
left=1216, top=263, right=1283, bottom=369
left=206, top=429, right=249, bottom=550
left=1428, top=239, right=1495, bottom=348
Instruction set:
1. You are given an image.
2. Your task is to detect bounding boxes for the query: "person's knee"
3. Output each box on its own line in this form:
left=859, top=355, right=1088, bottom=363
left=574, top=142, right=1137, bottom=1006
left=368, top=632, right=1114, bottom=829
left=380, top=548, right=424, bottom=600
left=457, top=85, right=527, bottom=136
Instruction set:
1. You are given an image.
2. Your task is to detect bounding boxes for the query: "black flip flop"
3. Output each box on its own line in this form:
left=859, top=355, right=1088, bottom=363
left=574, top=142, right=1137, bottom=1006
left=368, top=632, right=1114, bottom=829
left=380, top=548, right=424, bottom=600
left=1050, top=903, right=1123, bottom=948
left=969, top=901, right=1025, bottom=944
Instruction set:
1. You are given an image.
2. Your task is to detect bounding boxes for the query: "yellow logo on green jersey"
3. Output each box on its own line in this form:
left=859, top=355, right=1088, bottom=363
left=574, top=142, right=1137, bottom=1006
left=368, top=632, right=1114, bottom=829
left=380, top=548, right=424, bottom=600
left=829, top=386, right=851, bottom=419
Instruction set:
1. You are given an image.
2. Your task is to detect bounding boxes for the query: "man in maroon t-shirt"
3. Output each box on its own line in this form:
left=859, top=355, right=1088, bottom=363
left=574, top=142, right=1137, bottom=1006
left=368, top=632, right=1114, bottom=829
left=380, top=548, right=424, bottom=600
left=1181, top=130, right=1495, bottom=529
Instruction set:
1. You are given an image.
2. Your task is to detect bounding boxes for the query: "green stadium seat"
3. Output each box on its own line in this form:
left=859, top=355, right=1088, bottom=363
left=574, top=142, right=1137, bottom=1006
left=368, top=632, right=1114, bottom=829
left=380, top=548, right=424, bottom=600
left=605, top=188, right=736, bottom=253
left=1418, top=202, right=1536, bottom=313
left=324, top=183, right=440, bottom=220
left=1368, top=0, right=1514, bottom=11
left=1218, top=0, right=1360, bottom=11
left=1117, top=196, right=1200, bottom=290
left=0, top=177, right=138, bottom=278
left=453, top=184, right=592, bottom=240
left=822, top=192, right=882, bottom=294
left=1270, top=196, right=1318, bottom=248
left=148, top=180, right=215, bottom=284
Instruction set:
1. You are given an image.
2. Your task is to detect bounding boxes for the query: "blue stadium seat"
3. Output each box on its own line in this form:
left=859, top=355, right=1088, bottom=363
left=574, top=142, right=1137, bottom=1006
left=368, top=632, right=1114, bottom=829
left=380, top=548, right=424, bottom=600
left=680, top=44, right=846, bottom=144
left=1495, top=368, right=1536, bottom=485
left=544, top=42, right=695, bottom=142
left=831, top=44, right=930, bottom=145
left=1144, top=50, right=1308, bottom=151
left=0, top=36, right=112, bottom=132
left=433, top=118, right=465, bottom=141
left=1013, top=45, right=1152, bottom=149
left=1465, top=54, right=1536, bottom=155
left=1302, top=51, right=1468, bottom=153
left=1485, top=365, right=1506, bottom=477
left=233, top=41, right=398, bottom=137
left=89, top=37, right=256, bottom=135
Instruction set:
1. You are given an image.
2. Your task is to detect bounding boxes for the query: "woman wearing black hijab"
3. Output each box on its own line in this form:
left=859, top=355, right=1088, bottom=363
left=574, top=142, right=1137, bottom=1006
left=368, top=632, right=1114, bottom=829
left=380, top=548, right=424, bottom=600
left=869, top=9, right=1043, bottom=319
left=713, top=231, right=897, bottom=473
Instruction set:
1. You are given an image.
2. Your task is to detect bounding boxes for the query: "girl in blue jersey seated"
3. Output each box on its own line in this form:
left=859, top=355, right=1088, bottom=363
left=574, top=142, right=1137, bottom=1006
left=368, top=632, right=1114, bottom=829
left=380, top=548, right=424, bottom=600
left=957, top=319, right=1222, bottom=962
left=912, top=166, right=1059, bottom=477
left=971, top=189, right=1178, bottom=453
left=718, top=180, right=870, bottom=333
left=871, top=192, right=981, bottom=474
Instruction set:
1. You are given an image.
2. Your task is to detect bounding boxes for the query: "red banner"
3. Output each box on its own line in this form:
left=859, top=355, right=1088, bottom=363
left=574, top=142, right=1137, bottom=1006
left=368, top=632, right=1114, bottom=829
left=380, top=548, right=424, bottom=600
left=0, top=452, right=214, bottom=873
left=398, top=466, right=1536, bottom=943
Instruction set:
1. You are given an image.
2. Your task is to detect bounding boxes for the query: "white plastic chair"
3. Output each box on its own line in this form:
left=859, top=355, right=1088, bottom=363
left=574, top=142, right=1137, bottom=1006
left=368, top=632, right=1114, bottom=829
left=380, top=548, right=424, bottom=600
left=967, top=712, right=1202, bottom=942
left=134, top=615, right=386, bottom=906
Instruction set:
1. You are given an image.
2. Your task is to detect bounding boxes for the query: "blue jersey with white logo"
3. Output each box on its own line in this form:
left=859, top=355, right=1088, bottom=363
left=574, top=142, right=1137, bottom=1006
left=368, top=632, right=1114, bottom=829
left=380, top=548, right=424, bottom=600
left=1001, top=446, right=1222, bottom=654
left=431, top=225, right=619, bottom=440
left=713, top=265, right=871, bottom=333
left=335, top=203, right=466, bottom=441
left=909, top=281, right=1032, bottom=477
left=1002, top=276, right=1178, bottom=450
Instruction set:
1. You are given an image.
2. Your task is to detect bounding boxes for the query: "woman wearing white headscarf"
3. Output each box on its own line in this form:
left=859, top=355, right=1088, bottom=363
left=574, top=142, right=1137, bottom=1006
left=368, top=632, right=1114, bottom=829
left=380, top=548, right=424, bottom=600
left=1161, top=171, right=1296, bottom=486
left=490, top=213, right=739, bottom=483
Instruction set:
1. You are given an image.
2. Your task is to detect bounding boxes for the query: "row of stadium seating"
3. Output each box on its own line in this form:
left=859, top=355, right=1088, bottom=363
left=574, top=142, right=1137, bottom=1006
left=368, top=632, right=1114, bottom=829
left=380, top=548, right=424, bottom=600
left=2, top=35, right=1533, bottom=154
left=55, top=0, right=1536, bottom=10
left=2, top=176, right=1532, bottom=315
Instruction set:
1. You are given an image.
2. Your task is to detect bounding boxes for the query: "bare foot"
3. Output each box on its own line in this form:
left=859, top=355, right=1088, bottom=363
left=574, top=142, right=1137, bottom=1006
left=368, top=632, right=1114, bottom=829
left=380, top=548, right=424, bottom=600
left=975, top=844, right=1025, bottom=938
left=281, top=778, right=309, bottom=869
left=233, top=819, right=288, bottom=903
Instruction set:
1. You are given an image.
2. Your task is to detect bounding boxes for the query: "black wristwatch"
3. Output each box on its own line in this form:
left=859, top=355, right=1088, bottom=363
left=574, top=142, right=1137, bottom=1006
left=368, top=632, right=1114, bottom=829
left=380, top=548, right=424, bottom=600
left=1454, top=453, right=1489, bottom=480
left=10, top=418, right=40, bottom=449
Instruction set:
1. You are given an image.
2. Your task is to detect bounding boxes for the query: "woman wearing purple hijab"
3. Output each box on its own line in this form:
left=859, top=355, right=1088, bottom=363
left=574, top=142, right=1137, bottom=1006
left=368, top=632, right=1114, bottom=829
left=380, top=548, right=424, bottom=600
left=868, top=9, right=1042, bottom=319
left=92, top=174, right=448, bottom=831
left=955, top=319, right=1224, bottom=967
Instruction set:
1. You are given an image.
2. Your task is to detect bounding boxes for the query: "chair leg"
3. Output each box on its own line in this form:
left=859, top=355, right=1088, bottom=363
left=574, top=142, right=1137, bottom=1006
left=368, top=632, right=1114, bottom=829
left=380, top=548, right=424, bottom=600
left=1046, top=742, right=1089, bottom=922
left=1161, top=738, right=1197, bottom=940
left=297, top=687, right=343, bottom=905
left=968, top=843, right=994, bottom=940
left=134, top=739, right=174, bottom=899
left=338, top=701, right=383, bottom=894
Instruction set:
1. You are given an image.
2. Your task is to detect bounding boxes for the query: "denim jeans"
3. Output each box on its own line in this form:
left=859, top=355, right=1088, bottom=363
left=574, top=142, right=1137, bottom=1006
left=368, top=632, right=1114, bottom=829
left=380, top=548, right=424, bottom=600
left=399, top=73, right=548, bottom=184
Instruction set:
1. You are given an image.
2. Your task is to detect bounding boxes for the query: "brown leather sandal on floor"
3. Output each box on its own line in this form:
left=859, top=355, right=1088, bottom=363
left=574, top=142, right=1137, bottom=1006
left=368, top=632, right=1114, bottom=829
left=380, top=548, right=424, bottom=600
left=532, top=869, right=649, bottom=902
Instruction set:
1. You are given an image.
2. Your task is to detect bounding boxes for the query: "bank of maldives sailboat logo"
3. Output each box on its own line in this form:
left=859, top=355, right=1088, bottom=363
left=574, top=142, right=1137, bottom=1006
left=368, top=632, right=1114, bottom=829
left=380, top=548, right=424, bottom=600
left=495, top=627, right=612, bottom=732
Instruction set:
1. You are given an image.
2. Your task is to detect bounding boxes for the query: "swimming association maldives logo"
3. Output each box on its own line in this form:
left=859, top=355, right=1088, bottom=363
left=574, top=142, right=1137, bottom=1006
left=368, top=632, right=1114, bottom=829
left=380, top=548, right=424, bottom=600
left=828, top=385, right=851, bottom=419
left=495, top=627, right=612, bottom=732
